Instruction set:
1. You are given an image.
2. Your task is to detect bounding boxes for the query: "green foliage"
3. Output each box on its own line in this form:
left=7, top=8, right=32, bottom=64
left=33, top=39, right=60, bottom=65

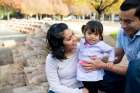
left=0, top=7, right=15, bottom=19
left=110, top=31, right=117, bottom=40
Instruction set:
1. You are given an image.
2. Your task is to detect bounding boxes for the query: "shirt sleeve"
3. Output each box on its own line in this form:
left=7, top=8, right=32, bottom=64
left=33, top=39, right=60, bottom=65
left=108, top=47, right=115, bottom=62
left=116, top=29, right=123, bottom=48
left=45, top=54, right=82, bottom=93
left=100, top=42, right=115, bottom=62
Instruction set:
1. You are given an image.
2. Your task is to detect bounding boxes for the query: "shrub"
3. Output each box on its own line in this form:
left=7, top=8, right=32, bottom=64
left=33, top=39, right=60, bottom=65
left=110, top=32, right=117, bottom=40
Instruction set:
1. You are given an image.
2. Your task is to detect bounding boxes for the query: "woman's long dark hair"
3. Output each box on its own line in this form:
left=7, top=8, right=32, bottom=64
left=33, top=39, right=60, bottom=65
left=46, top=23, right=68, bottom=60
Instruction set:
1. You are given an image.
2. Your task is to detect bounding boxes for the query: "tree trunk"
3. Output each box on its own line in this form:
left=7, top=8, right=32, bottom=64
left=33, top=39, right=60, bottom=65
left=60, top=15, right=63, bottom=20
left=82, top=15, right=85, bottom=20
left=91, top=13, right=96, bottom=20
left=98, top=13, right=102, bottom=21
left=1, top=14, right=4, bottom=19
left=7, top=12, right=10, bottom=20
left=36, top=14, right=39, bottom=20
left=102, top=13, right=105, bottom=21
left=111, top=14, right=115, bottom=22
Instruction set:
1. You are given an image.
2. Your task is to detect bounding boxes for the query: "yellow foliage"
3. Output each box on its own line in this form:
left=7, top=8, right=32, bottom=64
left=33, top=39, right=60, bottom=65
left=89, top=0, right=123, bottom=14
left=0, top=0, right=124, bottom=16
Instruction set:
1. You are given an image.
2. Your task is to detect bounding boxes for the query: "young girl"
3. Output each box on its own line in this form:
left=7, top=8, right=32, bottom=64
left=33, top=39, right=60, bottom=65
left=77, top=20, right=115, bottom=93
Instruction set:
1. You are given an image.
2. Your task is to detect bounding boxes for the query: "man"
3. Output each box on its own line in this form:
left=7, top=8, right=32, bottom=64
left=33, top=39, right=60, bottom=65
left=110, top=1, right=140, bottom=93
left=82, top=0, right=140, bottom=93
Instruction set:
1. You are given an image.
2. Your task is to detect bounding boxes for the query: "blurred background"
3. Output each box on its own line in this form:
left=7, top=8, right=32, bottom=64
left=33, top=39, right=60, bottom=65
left=0, top=0, right=123, bottom=21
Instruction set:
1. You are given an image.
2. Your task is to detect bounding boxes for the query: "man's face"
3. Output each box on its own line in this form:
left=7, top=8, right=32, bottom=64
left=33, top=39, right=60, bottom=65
left=119, top=8, right=140, bottom=37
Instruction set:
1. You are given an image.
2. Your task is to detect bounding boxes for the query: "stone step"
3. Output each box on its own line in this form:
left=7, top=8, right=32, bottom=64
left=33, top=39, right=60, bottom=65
left=0, top=48, right=13, bottom=65
left=0, top=34, right=26, bottom=41
left=0, top=25, right=26, bottom=41
left=0, top=85, right=48, bottom=93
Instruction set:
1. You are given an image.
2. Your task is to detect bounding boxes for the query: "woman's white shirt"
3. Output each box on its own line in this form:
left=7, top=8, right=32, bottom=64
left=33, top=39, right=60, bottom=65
left=45, top=50, right=83, bottom=93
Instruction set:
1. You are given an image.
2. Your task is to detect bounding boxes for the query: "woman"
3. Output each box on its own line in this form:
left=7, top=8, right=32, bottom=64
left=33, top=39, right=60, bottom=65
left=45, top=23, right=88, bottom=93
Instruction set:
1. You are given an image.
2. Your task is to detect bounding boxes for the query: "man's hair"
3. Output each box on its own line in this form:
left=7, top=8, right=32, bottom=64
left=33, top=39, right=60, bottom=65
left=120, top=1, right=140, bottom=19
left=135, top=6, right=140, bottom=19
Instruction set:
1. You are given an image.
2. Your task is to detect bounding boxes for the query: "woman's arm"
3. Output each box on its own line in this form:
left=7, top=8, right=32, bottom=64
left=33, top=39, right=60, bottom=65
left=45, top=55, right=86, bottom=93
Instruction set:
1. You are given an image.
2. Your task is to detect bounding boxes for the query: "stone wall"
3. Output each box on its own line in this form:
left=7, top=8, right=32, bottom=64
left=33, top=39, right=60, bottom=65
left=0, top=20, right=50, bottom=93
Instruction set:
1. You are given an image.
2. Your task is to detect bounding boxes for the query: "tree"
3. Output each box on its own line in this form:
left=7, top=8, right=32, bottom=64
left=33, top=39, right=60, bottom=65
left=89, top=0, right=120, bottom=20
left=0, top=0, right=123, bottom=20
left=20, top=0, right=69, bottom=19
left=0, top=0, right=21, bottom=11
left=63, top=0, right=92, bottom=17
left=0, top=0, right=21, bottom=19
left=105, top=0, right=123, bottom=14
left=52, top=0, right=69, bottom=16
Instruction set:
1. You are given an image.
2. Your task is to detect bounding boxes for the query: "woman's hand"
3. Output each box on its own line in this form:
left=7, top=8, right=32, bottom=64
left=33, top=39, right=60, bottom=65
left=81, top=58, right=106, bottom=71
left=82, top=88, right=89, bottom=93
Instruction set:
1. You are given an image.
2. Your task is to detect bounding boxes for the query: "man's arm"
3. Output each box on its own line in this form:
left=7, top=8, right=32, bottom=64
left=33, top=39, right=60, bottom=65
left=104, top=62, right=127, bottom=75
left=102, top=47, right=126, bottom=75
left=81, top=59, right=128, bottom=75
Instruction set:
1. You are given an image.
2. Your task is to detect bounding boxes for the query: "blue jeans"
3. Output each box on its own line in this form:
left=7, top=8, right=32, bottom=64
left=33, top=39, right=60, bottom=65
left=48, top=90, right=55, bottom=93
left=125, top=59, right=140, bottom=93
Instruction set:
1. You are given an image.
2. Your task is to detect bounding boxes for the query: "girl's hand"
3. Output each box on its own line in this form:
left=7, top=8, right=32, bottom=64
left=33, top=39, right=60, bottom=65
left=82, top=88, right=89, bottom=93
left=79, top=60, right=87, bottom=65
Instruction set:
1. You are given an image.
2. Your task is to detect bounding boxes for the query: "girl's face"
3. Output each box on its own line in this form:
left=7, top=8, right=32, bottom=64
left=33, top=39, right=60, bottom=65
left=85, top=29, right=100, bottom=44
left=63, top=29, right=77, bottom=51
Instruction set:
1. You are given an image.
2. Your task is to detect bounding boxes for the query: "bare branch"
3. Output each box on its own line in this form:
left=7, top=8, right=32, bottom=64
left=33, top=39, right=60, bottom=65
left=102, top=0, right=118, bottom=11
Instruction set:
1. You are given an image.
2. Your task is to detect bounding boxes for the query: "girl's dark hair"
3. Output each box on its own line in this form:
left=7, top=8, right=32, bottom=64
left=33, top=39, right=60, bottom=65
left=81, top=25, right=86, bottom=34
left=84, top=20, right=103, bottom=40
left=46, top=23, right=68, bottom=60
left=120, top=1, right=140, bottom=19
